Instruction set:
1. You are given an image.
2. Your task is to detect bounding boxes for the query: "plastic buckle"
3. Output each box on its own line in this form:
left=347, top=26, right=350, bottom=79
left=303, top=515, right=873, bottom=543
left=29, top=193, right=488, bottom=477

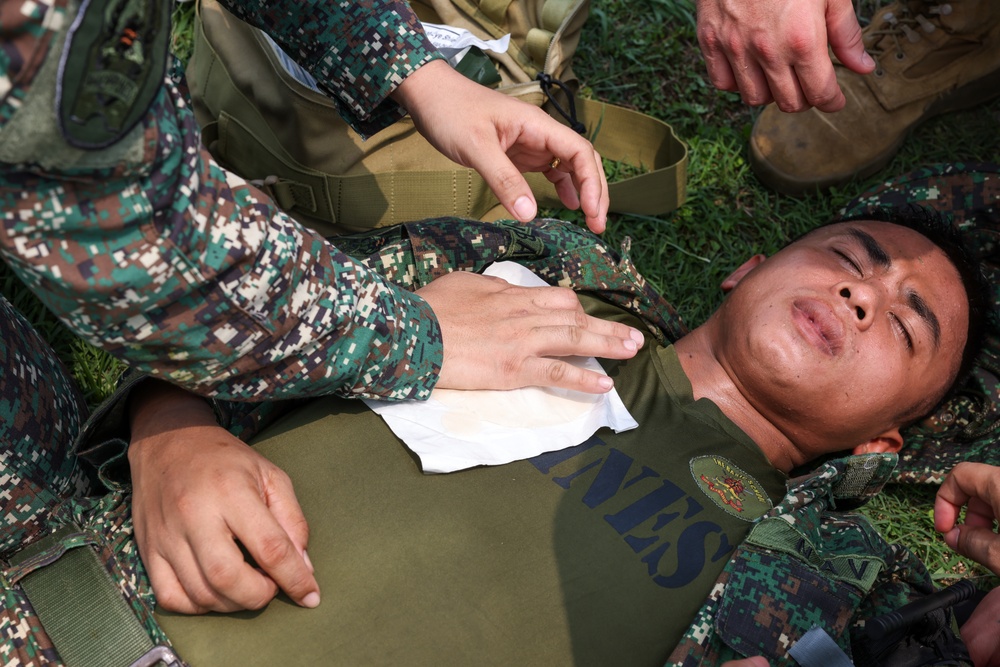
left=128, top=645, right=184, bottom=667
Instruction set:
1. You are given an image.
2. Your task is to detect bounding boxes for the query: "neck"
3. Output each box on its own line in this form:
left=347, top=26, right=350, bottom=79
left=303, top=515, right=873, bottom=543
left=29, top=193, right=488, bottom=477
left=673, top=324, right=806, bottom=474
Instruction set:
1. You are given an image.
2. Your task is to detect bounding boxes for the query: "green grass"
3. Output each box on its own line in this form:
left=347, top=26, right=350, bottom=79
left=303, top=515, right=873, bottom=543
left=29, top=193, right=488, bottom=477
left=1, top=0, right=998, bottom=584
left=563, top=0, right=1000, bottom=586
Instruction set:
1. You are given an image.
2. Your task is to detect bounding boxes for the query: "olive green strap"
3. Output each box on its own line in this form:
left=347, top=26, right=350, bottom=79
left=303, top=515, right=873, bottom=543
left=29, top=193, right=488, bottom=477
left=188, top=0, right=687, bottom=231
left=10, top=526, right=164, bottom=667
left=525, top=97, right=688, bottom=217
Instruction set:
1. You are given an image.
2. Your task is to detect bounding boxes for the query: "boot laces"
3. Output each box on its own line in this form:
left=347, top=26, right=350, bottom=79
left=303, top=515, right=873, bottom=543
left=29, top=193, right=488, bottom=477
left=860, top=0, right=955, bottom=75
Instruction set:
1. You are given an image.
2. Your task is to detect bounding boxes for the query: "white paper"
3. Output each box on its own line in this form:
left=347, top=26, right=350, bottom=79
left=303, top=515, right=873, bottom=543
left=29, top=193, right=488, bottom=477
left=363, top=263, right=639, bottom=473
left=421, top=22, right=511, bottom=66
left=261, top=34, right=322, bottom=94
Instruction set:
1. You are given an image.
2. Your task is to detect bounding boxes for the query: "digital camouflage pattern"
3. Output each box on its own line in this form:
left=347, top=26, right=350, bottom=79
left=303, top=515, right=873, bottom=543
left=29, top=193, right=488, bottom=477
left=335, top=216, right=688, bottom=342
left=666, top=165, right=999, bottom=665
left=75, top=216, right=685, bottom=485
left=215, top=0, right=441, bottom=138
left=842, top=163, right=1000, bottom=484
left=0, top=296, right=91, bottom=558
left=665, top=455, right=955, bottom=665
left=0, top=1, right=996, bottom=657
left=0, top=215, right=684, bottom=666
left=2, top=199, right=988, bottom=665
left=0, top=0, right=445, bottom=404
left=1, top=494, right=166, bottom=666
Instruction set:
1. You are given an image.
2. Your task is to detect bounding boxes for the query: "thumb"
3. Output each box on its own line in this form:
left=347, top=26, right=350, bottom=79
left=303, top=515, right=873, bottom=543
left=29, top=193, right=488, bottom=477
left=953, top=525, right=1000, bottom=576
left=826, top=0, right=875, bottom=74
left=470, top=148, right=538, bottom=222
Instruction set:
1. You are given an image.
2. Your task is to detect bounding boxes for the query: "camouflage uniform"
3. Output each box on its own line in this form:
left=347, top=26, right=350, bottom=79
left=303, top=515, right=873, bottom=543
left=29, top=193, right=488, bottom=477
left=2, top=190, right=994, bottom=664
left=0, top=215, right=683, bottom=666
left=0, top=0, right=447, bottom=403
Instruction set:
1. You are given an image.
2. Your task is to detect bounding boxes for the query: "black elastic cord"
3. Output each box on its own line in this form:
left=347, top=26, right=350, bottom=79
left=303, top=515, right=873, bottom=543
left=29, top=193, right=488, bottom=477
left=536, top=73, right=586, bottom=134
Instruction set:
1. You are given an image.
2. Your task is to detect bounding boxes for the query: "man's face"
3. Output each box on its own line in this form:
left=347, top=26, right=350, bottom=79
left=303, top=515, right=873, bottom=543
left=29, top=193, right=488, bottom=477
left=713, top=220, right=969, bottom=457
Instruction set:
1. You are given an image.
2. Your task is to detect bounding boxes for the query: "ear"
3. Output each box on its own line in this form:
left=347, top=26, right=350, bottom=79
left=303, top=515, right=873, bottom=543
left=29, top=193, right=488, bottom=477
left=721, top=254, right=767, bottom=293
left=851, top=428, right=903, bottom=455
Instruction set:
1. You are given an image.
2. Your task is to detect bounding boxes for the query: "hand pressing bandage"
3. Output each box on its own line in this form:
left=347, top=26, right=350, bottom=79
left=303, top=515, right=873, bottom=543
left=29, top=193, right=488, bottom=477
left=365, top=262, right=638, bottom=473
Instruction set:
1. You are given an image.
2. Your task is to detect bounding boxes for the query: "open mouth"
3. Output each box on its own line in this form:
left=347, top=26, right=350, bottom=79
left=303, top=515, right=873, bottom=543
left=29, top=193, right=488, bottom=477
left=791, top=299, right=845, bottom=356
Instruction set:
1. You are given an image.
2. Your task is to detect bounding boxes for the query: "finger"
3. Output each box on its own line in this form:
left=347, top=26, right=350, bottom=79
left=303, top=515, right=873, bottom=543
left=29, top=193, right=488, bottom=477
left=591, top=148, right=610, bottom=234
left=471, top=146, right=538, bottom=222
left=514, top=318, right=643, bottom=361
left=964, top=496, right=998, bottom=530
left=760, top=64, right=811, bottom=112
left=790, top=57, right=844, bottom=112
left=521, top=356, right=617, bottom=393
left=953, top=525, right=1000, bottom=576
left=697, top=25, right=739, bottom=93
left=733, top=60, right=774, bottom=107
left=936, top=463, right=1000, bottom=531
left=262, top=467, right=311, bottom=558
left=753, top=11, right=843, bottom=112
left=498, top=285, right=645, bottom=342
left=500, top=286, right=647, bottom=347
left=546, top=130, right=609, bottom=232
left=133, top=496, right=237, bottom=614
left=228, top=497, right=320, bottom=609
left=934, top=492, right=966, bottom=533
left=569, top=147, right=609, bottom=234
left=186, top=518, right=282, bottom=612
left=826, top=0, right=875, bottom=75
left=144, top=550, right=214, bottom=615
left=504, top=284, right=585, bottom=311
left=547, top=165, right=581, bottom=212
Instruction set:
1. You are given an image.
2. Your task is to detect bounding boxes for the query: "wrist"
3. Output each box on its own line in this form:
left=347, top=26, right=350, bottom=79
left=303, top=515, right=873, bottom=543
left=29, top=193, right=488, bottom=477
left=128, top=380, right=216, bottom=443
left=391, top=59, right=467, bottom=119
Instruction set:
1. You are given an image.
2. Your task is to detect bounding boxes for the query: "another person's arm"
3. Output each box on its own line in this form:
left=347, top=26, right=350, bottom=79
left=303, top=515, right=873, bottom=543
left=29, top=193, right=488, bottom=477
left=935, top=462, right=1000, bottom=667
left=218, top=0, right=609, bottom=231
left=695, top=0, right=875, bottom=112
left=128, top=380, right=318, bottom=614
left=935, top=462, right=1000, bottom=574
left=959, top=587, right=1000, bottom=667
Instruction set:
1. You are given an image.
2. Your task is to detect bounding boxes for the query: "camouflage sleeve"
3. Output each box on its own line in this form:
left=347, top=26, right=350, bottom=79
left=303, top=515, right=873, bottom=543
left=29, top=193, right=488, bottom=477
left=218, top=0, right=443, bottom=137
left=0, top=0, right=443, bottom=403
left=74, top=370, right=304, bottom=488
left=336, top=217, right=688, bottom=343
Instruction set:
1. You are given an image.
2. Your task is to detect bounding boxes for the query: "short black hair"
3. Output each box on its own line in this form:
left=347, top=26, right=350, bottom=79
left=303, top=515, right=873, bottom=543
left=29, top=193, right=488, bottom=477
left=833, top=204, right=990, bottom=400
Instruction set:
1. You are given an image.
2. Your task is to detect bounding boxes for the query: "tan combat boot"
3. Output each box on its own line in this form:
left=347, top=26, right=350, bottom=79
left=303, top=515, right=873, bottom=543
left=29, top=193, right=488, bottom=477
left=749, top=0, right=1000, bottom=195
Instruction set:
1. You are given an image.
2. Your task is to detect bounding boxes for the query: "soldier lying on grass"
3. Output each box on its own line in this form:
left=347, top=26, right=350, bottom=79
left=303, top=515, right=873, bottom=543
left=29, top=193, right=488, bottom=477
left=129, top=207, right=982, bottom=664
left=103, top=207, right=986, bottom=665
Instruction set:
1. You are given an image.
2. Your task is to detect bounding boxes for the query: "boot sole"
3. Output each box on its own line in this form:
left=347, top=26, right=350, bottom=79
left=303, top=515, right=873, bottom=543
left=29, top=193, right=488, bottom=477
left=749, top=65, right=1000, bottom=197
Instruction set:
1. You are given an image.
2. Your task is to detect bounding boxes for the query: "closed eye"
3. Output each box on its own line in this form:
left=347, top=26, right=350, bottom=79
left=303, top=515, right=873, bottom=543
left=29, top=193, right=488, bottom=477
left=834, top=249, right=862, bottom=276
left=890, top=313, right=913, bottom=350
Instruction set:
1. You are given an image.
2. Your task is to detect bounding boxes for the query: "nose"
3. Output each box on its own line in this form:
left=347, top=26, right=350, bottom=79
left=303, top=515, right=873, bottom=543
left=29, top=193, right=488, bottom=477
left=837, top=281, right=879, bottom=330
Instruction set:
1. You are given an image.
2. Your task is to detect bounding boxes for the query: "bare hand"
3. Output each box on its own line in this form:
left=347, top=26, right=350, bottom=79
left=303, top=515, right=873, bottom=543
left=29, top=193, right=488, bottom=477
left=935, top=462, right=1000, bottom=576
left=129, top=382, right=318, bottom=614
left=392, top=60, right=610, bottom=233
left=722, top=658, right=770, bottom=667
left=416, top=271, right=644, bottom=393
left=696, top=0, right=874, bottom=112
left=960, top=587, right=1000, bottom=667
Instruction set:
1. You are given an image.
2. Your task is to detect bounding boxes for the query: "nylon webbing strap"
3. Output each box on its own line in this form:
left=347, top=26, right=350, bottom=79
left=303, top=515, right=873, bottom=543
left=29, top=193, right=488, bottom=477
left=11, top=526, right=155, bottom=667
left=788, top=626, right=856, bottom=667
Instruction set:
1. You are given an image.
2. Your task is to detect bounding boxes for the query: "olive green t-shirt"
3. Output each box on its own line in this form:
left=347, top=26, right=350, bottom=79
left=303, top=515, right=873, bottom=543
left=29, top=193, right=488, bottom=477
left=157, top=297, right=787, bottom=666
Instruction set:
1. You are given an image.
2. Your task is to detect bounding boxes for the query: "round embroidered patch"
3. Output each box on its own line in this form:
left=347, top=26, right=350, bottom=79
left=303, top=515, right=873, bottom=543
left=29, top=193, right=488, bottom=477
left=690, top=455, right=772, bottom=521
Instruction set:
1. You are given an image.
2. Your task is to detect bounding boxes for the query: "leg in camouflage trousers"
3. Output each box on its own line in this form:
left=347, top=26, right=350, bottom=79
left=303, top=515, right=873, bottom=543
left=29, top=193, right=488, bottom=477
left=0, top=296, right=91, bottom=557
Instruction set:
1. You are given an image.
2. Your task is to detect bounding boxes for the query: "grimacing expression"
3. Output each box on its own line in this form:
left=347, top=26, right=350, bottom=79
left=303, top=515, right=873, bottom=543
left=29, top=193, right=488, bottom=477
left=714, top=220, right=970, bottom=455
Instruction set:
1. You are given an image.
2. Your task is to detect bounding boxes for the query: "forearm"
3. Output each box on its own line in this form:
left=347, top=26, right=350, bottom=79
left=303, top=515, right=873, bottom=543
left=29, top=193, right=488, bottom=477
left=219, top=0, right=443, bottom=136
left=0, top=86, right=443, bottom=403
